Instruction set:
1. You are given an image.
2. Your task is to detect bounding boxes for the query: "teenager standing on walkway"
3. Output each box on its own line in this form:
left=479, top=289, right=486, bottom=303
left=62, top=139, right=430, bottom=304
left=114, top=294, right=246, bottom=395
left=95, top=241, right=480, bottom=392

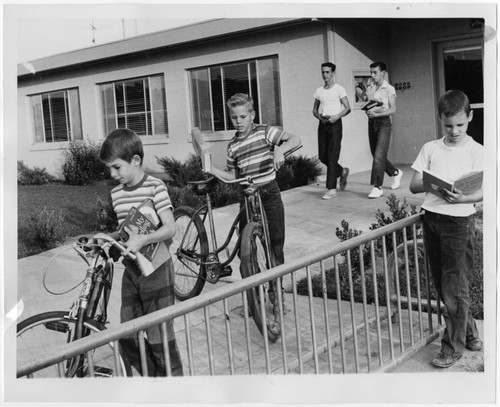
left=313, top=62, right=351, bottom=200
left=365, top=61, right=403, bottom=199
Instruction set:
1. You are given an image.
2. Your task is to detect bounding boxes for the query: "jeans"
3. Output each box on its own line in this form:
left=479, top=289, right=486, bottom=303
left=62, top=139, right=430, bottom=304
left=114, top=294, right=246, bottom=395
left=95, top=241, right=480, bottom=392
left=368, top=117, right=397, bottom=186
left=318, top=120, right=344, bottom=189
left=240, top=180, right=285, bottom=266
left=423, top=211, right=479, bottom=356
left=120, top=258, right=183, bottom=376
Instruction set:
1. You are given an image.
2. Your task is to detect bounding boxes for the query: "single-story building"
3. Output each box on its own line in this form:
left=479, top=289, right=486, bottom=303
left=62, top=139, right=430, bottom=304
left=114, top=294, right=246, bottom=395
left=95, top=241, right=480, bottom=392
left=17, top=16, right=488, bottom=179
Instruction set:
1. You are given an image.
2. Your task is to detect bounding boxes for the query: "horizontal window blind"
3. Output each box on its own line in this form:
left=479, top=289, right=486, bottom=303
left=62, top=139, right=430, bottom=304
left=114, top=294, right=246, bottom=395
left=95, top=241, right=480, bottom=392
left=30, top=88, right=82, bottom=143
left=99, top=74, right=168, bottom=137
left=189, top=56, right=281, bottom=132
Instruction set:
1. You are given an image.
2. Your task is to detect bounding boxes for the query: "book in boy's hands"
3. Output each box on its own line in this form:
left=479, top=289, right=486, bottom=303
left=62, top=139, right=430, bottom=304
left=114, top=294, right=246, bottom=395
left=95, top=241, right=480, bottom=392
left=423, top=169, right=483, bottom=198
left=361, top=100, right=383, bottom=111
left=119, top=199, right=170, bottom=274
left=191, top=127, right=212, bottom=173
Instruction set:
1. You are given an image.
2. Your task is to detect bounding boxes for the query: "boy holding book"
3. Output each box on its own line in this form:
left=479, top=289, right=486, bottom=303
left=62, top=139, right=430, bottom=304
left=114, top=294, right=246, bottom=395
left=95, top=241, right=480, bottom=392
left=99, top=128, right=183, bottom=376
left=209, top=93, right=301, bottom=302
left=409, top=90, right=483, bottom=368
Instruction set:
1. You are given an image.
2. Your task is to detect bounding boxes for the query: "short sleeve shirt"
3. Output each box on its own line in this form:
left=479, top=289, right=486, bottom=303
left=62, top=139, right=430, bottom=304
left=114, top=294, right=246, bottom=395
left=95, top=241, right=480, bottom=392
left=313, top=84, right=347, bottom=116
left=111, top=174, right=173, bottom=225
left=366, top=80, right=396, bottom=113
left=411, top=136, right=483, bottom=216
left=227, top=124, right=286, bottom=185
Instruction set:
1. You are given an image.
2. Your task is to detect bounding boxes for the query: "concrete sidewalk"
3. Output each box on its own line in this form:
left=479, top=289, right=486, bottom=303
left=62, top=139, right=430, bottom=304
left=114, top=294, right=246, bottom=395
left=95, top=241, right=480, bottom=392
left=16, top=165, right=484, bottom=373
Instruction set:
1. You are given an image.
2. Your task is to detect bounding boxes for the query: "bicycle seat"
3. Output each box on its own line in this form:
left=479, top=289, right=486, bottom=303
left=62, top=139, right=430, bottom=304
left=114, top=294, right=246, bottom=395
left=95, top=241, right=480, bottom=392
left=188, top=176, right=218, bottom=195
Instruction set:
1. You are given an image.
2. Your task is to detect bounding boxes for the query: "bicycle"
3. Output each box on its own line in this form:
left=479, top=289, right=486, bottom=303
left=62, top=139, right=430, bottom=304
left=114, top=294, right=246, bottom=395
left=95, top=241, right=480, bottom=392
left=171, top=166, right=293, bottom=343
left=16, top=233, right=145, bottom=378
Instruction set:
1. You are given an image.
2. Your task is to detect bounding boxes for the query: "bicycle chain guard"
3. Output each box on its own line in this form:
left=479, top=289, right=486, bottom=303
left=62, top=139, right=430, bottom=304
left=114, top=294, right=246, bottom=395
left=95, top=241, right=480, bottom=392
left=205, top=252, right=221, bottom=283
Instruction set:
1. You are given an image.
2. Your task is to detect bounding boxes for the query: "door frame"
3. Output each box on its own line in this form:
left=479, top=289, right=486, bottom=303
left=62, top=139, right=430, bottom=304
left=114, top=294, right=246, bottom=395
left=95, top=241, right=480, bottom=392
left=432, top=35, right=484, bottom=139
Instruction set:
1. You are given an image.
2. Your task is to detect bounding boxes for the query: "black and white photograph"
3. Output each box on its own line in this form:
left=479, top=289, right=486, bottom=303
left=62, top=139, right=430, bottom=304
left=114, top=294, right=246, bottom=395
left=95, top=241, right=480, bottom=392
left=2, top=1, right=498, bottom=406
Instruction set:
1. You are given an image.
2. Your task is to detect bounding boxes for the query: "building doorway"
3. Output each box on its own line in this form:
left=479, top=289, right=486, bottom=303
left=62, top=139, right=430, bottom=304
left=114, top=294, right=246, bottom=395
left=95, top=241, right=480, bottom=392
left=435, top=37, right=484, bottom=145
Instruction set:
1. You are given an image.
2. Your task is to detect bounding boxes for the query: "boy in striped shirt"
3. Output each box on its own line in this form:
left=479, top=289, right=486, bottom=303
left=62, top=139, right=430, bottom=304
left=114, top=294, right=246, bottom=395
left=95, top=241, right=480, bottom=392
left=99, top=128, right=183, bottom=377
left=210, top=93, right=301, bottom=274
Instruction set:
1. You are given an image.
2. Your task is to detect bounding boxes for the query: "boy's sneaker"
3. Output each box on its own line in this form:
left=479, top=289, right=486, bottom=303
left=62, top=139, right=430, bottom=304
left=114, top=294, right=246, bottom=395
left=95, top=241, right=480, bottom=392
left=391, top=169, right=403, bottom=190
left=322, top=189, right=337, bottom=199
left=466, top=337, right=483, bottom=352
left=339, top=168, right=350, bottom=191
left=431, top=352, right=462, bottom=368
left=368, top=186, right=383, bottom=199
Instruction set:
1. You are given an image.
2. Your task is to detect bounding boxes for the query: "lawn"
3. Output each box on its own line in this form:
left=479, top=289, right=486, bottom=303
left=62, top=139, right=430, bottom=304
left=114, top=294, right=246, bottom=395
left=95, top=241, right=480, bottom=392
left=18, top=181, right=117, bottom=257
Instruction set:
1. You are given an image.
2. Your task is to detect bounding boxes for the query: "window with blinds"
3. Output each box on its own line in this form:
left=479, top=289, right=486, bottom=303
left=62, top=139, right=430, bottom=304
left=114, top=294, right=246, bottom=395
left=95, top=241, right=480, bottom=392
left=189, top=56, right=282, bottom=132
left=99, top=74, right=168, bottom=137
left=30, top=88, right=83, bottom=143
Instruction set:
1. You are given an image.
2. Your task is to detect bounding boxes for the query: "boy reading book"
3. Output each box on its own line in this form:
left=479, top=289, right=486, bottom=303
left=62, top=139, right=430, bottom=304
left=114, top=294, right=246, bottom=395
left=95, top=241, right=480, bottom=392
left=409, top=90, right=484, bottom=368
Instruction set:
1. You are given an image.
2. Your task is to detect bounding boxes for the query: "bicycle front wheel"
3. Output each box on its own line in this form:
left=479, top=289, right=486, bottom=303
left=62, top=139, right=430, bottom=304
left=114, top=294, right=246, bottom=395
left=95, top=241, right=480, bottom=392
left=17, top=311, right=130, bottom=378
left=240, top=222, right=281, bottom=342
left=172, top=206, right=209, bottom=301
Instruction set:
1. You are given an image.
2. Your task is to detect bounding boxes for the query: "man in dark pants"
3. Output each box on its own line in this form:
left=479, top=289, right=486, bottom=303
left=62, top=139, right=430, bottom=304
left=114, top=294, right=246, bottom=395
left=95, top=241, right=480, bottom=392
left=313, top=62, right=351, bottom=199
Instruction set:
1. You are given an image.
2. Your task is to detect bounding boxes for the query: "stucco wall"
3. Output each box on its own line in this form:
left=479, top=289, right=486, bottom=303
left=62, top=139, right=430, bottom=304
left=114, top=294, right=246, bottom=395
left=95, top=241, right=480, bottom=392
left=17, top=18, right=480, bottom=180
left=17, top=22, right=329, bottom=178
left=388, top=19, right=479, bottom=164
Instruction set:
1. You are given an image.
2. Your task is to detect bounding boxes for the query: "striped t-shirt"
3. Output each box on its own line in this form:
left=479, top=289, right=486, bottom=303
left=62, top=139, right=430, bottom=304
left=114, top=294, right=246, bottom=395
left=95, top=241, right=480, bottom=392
left=227, top=124, right=286, bottom=185
left=111, top=173, right=173, bottom=226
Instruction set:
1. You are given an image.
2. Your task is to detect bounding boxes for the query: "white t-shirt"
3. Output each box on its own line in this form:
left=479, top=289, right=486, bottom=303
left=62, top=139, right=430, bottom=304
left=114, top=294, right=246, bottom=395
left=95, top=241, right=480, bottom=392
left=313, top=84, right=347, bottom=116
left=366, top=80, right=396, bottom=114
left=411, top=136, right=483, bottom=216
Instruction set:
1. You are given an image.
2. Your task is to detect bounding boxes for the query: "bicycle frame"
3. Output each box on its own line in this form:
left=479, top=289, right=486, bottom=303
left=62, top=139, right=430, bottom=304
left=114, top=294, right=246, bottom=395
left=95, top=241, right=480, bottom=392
left=178, top=173, right=274, bottom=284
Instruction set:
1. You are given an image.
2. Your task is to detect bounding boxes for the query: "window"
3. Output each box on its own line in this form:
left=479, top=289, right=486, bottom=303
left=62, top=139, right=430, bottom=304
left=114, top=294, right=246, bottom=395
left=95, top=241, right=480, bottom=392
left=30, top=88, right=82, bottom=143
left=190, top=56, right=282, bottom=131
left=99, top=75, right=168, bottom=137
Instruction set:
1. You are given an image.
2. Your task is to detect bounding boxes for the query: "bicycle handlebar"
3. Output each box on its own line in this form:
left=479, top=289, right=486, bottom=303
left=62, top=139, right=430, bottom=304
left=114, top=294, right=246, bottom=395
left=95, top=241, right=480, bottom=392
left=73, top=233, right=154, bottom=276
left=213, top=143, right=303, bottom=185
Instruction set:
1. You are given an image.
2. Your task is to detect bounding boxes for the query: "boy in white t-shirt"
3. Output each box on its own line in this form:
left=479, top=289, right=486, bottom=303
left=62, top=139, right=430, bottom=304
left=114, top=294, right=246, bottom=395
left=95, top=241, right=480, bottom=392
left=409, top=90, right=483, bottom=368
left=312, top=62, right=351, bottom=199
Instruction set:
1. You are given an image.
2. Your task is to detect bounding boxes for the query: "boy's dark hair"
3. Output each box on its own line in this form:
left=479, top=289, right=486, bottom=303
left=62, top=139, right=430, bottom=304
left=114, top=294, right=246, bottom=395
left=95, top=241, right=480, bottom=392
left=370, top=61, right=387, bottom=72
left=99, top=128, right=144, bottom=164
left=438, top=90, right=471, bottom=117
left=321, top=62, right=336, bottom=72
left=227, top=93, right=255, bottom=113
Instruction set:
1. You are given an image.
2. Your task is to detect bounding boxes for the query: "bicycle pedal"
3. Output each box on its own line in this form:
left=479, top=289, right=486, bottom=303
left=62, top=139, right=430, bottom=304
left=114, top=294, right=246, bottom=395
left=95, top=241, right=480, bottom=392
left=44, top=321, right=69, bottom=333
left=221, top=265, right=232, bottom=277
left=93, top=366, right=114, bottom=377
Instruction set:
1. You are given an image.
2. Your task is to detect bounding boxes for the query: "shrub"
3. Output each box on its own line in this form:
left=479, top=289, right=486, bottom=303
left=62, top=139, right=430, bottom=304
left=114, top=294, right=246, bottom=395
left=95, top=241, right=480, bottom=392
left=285, top=155, right=323, bottom=187
left=17, top=161, right=54, bottom=185
left=335, top=219, right=372, bottom=269
left=299, top=195, right=484, bottom=320
left=62, top=140, right=110, bottom=185
left=157, top=154, right=205, bottom=187
left=296, top=261, right=388, bottom=306
left=275, top=162, right=295, bottom=191
left=167, top=185, right=204, bottom=210
left=18, top=208, right=66, bottom=257
left=95, top=195, right=118, bottom=232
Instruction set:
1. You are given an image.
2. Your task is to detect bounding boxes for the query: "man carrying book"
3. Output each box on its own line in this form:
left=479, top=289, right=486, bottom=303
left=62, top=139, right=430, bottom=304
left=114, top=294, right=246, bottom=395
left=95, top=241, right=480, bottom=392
left=365, top=61, right=403, bottom=199
left=99, top=128, right=183, bottom=377
left=312, top=62, right=351, bottom=199
left=409, top=90, right=484, bottom=368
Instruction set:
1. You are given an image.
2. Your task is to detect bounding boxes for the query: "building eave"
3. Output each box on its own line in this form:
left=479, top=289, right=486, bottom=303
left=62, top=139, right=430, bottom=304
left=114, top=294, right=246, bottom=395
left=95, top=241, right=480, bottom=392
left=17, top=18, right=308, bottom=78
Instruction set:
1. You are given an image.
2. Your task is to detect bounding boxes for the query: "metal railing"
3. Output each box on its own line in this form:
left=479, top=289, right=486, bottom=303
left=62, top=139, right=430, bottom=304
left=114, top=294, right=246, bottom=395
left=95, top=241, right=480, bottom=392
left=17, top=213, right=444, bottom=377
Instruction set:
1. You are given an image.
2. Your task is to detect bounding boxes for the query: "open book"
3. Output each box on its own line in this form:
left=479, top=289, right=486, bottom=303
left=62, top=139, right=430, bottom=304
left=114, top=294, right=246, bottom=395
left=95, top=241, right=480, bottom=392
left=423, top=169, right=483, bottom=198
left=119, top=199, right=170, bottom=275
